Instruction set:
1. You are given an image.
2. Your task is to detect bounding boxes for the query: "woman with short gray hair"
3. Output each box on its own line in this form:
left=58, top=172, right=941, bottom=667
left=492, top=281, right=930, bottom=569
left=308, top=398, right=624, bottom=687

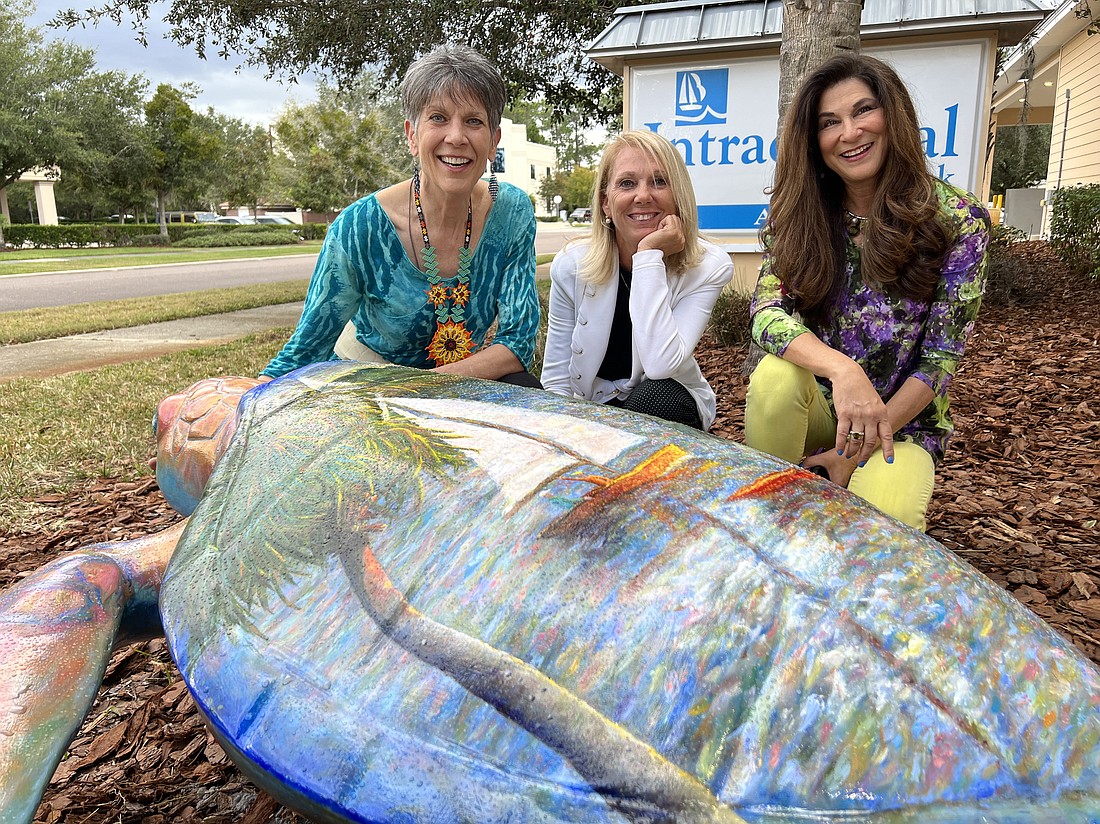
left=401, top=45, right=507, bottom=134
left=263, top=45, right=540, bottom=385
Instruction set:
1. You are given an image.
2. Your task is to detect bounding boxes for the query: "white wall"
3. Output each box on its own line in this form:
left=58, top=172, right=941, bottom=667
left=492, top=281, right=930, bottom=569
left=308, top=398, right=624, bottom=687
left=494, top=118, right=558, bottom=216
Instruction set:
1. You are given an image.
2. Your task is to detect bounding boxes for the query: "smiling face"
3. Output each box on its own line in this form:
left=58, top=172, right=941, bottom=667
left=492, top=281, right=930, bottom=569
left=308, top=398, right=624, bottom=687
left=816, top=77, right=888, bottom=205
left=406, top=93, right=501, bottom=198
left=601, top=146, right=679, bottom=261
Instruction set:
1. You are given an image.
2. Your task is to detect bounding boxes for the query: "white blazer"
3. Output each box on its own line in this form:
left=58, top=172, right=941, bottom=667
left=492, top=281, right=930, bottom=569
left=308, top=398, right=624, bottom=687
left=541, top=239, right=733, bottom=430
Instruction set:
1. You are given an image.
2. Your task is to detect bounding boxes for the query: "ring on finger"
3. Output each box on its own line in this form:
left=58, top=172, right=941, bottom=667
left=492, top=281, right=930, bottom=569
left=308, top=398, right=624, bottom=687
left=847, top=431, right=865, bottom=442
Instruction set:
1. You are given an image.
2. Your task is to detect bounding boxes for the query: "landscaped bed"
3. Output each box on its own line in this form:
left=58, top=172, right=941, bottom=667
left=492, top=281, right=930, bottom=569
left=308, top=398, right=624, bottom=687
left=2, top=242, right=1097, bottom=823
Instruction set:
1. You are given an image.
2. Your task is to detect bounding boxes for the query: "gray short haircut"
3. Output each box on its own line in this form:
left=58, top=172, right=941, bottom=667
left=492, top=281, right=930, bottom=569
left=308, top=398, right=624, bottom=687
left=401, top=45, right=507, bottom=132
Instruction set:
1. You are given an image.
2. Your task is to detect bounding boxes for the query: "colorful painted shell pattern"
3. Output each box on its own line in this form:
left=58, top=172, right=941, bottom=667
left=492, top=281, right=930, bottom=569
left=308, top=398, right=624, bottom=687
left=160, top=362, right=1100, bottom=823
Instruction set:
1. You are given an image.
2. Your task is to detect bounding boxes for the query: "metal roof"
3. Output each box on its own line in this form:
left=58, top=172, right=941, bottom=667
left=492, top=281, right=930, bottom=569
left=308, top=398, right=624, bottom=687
left=588, top=0, right=1058, bottom=74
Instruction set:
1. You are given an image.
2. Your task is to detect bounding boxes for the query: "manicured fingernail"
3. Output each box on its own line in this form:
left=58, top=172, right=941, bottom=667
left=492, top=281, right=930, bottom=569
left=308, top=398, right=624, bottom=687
left=886, top=455, right=894, bottom=464
left=837, top=449, right=845, bottom=456
left=858, top=461, right=866, bottom=467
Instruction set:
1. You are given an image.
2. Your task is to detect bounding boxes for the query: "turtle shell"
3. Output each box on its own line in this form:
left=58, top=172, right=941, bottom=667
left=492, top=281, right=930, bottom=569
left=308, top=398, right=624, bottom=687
left=160, top=362, right=1100, bottom=823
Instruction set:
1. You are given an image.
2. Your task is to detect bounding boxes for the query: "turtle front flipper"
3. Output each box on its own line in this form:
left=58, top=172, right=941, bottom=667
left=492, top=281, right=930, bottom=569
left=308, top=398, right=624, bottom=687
left=0, top=521, right=185, bottom=824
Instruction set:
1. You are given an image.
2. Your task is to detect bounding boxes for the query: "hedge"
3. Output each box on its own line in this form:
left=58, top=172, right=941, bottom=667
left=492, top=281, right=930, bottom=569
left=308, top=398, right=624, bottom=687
left=174, top=227, right=302, bottom=247
left=4, top=223, right=156, bottom=248
left=4, top=221, right=328, bottom=248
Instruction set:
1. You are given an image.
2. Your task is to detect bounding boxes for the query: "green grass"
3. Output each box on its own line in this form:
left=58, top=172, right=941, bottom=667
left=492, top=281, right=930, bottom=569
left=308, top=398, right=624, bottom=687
left=0, top=243, right=321, bottom=276
left=0, top=275, right=554, bottom=535
left=1, top=280, right=309, bottom=344
left=0, top=330, right=291, bottom=533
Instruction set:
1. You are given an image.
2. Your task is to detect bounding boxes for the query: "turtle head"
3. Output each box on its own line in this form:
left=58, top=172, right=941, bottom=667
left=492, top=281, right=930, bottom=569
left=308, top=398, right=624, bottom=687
left=153, top=375, right=263, bottom=515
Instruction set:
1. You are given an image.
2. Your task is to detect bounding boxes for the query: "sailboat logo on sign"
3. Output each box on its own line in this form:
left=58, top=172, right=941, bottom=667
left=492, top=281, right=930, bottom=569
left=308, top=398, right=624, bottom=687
left=675, top=69, right=728, bottom=126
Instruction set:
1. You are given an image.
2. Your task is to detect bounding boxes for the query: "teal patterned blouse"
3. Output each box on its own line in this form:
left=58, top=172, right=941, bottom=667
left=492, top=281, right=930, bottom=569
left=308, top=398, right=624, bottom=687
left=751, top=180, right=990, bottom=463
left=262, top=182, right=539, bottom=377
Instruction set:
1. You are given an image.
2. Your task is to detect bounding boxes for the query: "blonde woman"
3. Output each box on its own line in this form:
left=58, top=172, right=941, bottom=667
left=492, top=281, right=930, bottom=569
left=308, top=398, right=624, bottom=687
left=541, top=130, right=733, bottom=429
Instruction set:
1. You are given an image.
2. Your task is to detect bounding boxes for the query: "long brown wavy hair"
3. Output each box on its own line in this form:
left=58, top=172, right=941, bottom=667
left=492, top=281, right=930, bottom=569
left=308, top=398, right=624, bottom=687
left=762, top=54, right=952, bottom=313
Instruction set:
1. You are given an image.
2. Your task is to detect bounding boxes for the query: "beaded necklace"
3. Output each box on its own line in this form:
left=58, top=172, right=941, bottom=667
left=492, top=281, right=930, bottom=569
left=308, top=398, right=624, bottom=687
left=413, top=168, right=475, bottom=366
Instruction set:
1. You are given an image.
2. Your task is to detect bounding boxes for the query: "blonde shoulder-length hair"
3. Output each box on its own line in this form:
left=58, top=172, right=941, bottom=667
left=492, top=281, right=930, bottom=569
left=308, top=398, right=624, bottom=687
left=581, top=129, right=702, bottom=286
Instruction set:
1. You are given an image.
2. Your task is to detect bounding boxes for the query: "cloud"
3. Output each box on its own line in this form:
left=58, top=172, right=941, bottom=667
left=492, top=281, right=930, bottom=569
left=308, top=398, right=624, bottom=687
left=29, top=1, right=318, bottom=126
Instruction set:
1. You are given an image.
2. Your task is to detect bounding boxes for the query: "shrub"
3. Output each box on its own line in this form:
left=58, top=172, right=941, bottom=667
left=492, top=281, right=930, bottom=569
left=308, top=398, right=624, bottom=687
left=132, top=234, right=172, bottom=247
left=296, top=223, right=328, bottom=241
left=1048, top=183, right=1100, bottom=279
left=173, top=227, right=301, bottom=248
left=0, top=220, right=323, bottom=248
left=6, top=224, right=92, bottom=248
left=983, top=223, right=1042, bottom=306
left=169, top=225, right=237, bottom=242
left=708, top=286, right=753, bottom=349
left=3, top=223, right=158, bottom=248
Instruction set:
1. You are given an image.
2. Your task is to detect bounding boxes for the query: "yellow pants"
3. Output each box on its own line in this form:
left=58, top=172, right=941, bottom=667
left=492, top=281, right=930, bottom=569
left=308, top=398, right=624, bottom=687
left=745, top=354, right=935, bottom=531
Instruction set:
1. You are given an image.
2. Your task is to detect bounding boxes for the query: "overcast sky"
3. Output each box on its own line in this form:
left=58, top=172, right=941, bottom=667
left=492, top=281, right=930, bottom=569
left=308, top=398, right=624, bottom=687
left=28, top=1, right=320, bottom=126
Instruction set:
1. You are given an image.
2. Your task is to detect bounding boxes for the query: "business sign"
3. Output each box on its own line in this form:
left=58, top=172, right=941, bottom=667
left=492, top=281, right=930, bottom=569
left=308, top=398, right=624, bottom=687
left=629, top=41, right=991, bottom=237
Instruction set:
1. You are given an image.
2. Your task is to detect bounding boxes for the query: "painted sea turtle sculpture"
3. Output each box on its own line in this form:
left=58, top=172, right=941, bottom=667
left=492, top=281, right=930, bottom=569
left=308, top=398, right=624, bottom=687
left=2, top=361, right=1099, bottom=823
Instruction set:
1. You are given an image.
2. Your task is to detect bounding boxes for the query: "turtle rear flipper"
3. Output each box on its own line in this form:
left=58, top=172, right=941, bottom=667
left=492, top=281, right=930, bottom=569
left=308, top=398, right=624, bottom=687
left=0, top=523, right=184, bottom=824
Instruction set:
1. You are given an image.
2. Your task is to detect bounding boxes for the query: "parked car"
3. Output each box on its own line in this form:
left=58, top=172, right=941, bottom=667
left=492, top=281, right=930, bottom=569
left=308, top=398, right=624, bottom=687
left=213, top=216, right=257, bottom=225
left=569, top=208, right=592, bottom=223
left=255, top=215, right=296, bottom=225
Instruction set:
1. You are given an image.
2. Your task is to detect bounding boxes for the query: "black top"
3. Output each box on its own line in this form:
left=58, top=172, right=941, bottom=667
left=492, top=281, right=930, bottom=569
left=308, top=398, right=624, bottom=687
left=597, top=265, right=634, bottom=381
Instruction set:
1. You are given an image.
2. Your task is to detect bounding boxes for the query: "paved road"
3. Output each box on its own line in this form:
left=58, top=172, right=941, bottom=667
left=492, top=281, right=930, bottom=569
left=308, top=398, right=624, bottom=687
left=0, top=224, right=584, bottom=312
left=536, top=221, right=588, bottom=255
left=0, top=255, right=318, bottom=312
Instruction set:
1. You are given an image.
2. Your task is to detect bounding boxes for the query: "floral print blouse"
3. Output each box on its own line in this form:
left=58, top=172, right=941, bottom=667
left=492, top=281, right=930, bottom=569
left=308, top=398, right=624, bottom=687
left=750, top=180, right=990, bottom=463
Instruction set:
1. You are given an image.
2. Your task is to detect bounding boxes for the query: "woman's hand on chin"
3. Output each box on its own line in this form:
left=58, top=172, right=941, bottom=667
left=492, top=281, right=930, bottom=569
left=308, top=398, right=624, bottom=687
left=637, top=215, right=685, bottom=258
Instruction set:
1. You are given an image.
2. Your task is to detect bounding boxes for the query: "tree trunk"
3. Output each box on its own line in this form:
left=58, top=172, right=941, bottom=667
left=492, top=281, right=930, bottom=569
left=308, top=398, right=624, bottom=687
left=778, top=0, right=864, bottom=128
left=157, top=191, right=169, bottom=238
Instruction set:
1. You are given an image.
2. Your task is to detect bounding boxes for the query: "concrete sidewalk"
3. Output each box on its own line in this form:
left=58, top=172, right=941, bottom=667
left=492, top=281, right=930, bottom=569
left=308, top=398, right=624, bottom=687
left=0, top=303, right=304, bottom=381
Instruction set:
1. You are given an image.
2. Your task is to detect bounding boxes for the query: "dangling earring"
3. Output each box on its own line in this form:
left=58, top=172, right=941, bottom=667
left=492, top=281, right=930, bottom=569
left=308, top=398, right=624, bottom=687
left=487, top=160, right=499, bottom=202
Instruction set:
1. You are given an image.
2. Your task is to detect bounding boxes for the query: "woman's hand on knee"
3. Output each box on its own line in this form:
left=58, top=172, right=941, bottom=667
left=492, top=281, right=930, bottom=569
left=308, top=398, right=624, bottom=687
left=830, top=365, right=892, bottom=464
left=836, top=419, right=894, bottom=466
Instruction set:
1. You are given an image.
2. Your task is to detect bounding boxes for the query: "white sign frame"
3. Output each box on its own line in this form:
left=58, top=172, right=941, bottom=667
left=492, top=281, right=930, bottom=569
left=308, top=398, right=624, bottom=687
left=627, top=40, right=993, bottom=244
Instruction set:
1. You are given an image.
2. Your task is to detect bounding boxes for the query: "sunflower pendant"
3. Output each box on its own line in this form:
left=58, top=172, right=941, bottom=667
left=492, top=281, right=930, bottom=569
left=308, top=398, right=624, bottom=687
left=425, top=245, right=474, bottom=366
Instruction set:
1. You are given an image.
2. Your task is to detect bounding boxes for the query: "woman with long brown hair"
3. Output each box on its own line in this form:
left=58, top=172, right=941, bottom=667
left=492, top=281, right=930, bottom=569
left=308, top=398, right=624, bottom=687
left=745, top=54, right=989, bottom=530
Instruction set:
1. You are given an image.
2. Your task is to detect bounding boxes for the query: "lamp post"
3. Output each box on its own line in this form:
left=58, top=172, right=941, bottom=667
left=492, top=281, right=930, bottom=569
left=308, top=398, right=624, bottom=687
left=552, top=194, right=562, bottom=221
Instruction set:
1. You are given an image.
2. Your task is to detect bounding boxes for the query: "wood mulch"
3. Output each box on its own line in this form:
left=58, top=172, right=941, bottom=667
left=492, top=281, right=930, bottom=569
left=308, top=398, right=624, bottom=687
left=2, top=241, right=1097, bottom=822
